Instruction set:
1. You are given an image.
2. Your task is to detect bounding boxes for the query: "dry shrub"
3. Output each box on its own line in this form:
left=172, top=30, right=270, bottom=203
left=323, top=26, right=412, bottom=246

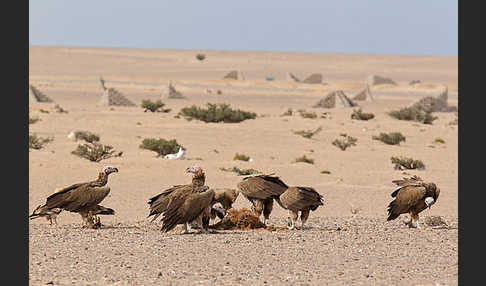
left=391, top=156, right=425, bottom=170
left=294, top=155, right=314, bottom=164
left=139, top=138, right=183, bottom=157
left=351, top=109, right=375, bottom=120
left=293, top=126, right=322, bottom=139
left=372, top=132, right=406, bottom=145
left=141, top=99, right=171, bottom=113
left=220, top=167, right=261, bottom=176
left=298, top=109, right=317, bottom=119
left=388, top=106, right=437, bottom=124
left=332, top=134, right=357, bottom=150
left=434, top=138, right=445, bottom=144
left=233, top=153, right=250, bottom=161
left=210, top=208, right=265, bottom=230
left=74, top=131, right=100, bottom=143
left=424, top=216, right=449, bottom=227
left=179, top=103, right=256, bottom=123
left=196, top=53, right=206, bottom=61
left=29, top=116, right=40, bottom=124
left=281, top=108, right=293, bottom=116
left=72, top=142, right=122, bottom=162
left=320, top=170, right=331, bottom=174
left=29, top=135, right=53, bottom=150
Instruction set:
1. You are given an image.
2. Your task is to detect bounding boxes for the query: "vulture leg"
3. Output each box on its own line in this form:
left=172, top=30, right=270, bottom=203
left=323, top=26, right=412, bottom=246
left=409, top=212, right=420, bottom=228
left=286, top=210, right=292, bottom=228
left=196, top=214, right=208, bottom=234
left=53, top=216, right=58, bottom=225
left=262, top=199, right=274, bottom=225
left=288, top=211, right=298, bottom=230
left=300, top=209, right=310, bottom=229
left=181, top=223, right=190, bottom=234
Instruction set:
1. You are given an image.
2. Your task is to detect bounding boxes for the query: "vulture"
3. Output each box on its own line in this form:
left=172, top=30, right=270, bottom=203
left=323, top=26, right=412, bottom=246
left=159, top=187, right=217, bottom=234
left=147, top=166, right=206, bottom=223
left=201, top=188, right=240, bottom=229
left=30, top=166, right=118, bottom=228
left=274, top=186, right=324, bottom=230
left=237, top=174, right=288, bottom=225
left=387, top=175, right=440, bottom=228
left=29, top=206, right=62, bottom=225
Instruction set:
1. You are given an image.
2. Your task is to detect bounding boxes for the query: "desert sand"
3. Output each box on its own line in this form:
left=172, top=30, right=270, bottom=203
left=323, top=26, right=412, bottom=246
left=29, top=46, right=458, bottom=285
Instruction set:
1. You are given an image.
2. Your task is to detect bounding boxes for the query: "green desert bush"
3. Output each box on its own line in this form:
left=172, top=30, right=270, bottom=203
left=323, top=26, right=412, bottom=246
left=233, top=153, right=250, bottom=161
left=332, top=134, right=358, bottom=151
left=294, top=155, right=314, bottom=164
left=388, top=106, right=438, bottom=124
left=72, top=142, right=122, bottom=162
left=179, top=103, right=257, bottom=123
left=391, top=156, right=425, bottom=170
left=141, top=99, right=171, bottom=113
left=372, top=132, right=406, bottom=145
left=293, top=126, right=323, bottom=139
left=219, top=166, right=261, bottom=176
left=351, top=109, right=375, bottom=120
left=139, top=138, right=184, bottom=157
left=320, top=170, right=331, bottom=174
left=29, top=135, right=53, bottom=150
left=74, top=131, right=100, bottom=143
left=434, top=138, right=445, bottom=144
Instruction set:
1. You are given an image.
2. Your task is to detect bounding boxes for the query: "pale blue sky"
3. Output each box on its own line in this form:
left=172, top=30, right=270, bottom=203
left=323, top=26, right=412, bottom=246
left=29, top=1, right=458, bottom=56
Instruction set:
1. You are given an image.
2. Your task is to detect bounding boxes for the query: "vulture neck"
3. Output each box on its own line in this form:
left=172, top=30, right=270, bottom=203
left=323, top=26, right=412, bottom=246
left=90, top=172, right=110, bottom=187
left=191, top=171, right=206, bottom=187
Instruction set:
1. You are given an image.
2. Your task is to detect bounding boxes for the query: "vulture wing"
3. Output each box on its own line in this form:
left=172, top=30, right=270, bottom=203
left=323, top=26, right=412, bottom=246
left=280, top=187, right=323, bottom=211
left=387, top=185, right=426, bottom=220
left=147, top=184, right=190, bottom=222
left=45, top=185, right=111, bottom=213
left=237, top=175, right=288, bottom=200
left=91, top=204, right=115, bottom=215
left=161, top=189, right=215, bottom=233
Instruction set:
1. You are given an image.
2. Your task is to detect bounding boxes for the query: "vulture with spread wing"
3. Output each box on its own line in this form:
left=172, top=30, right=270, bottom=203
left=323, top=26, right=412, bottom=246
left=147, top=166, right=206, bottom=223
left=275, top=186, right=324, bottom=229
left=387, top=175, right=440, bottom=228
left=30, top=166, right=118, bottom=228
left=237, top=174, right=288, bottom=225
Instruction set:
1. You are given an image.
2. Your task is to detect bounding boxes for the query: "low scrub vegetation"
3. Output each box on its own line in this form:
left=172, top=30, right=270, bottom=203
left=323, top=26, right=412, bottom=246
left=219, top=166, right=261, bottom=176
left=332, top=134, right=358, bottom=151
left=293, top=155, right=314, bottom=164
left=72, top=142, right=122, bottom=162
left=73, top=131, right=100, bottom=143
left=139, top=138, right=184, bottom=157
left=54, top=104, right=68, bottom=113
left=391, top=156, right=425, bottom=170
left=29, top=116, right=40, bottom=124
left=233, top=153, right=250, bottom=161
left=351, top=109, right=375, bottom=120
left=372, top=132, right=406, bottom=145
left=320, top=170, right=331, bottom=174
left=297, top=109, right=317, bottom=119
left=179, top=103, right=257, bottom=123
left=196, top=53, right=206, bottom=61
left=388, top=106, right=438, bottom=124
left=141, top=99, right=171, bottom=113
left=293, top=126, right=323, bottom=139
left=29, top=135, right=53, bottom=150
left=434, top=138, right=445, bottom=144
left=281, top=108, right=293, bottom=116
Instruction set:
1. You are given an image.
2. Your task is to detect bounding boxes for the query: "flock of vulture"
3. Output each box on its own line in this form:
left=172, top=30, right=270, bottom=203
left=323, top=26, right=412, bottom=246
left=29, top=165, right=440, bottom=232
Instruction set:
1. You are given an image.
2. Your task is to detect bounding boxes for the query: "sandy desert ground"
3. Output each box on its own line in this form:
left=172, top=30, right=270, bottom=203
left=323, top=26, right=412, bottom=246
left=29, top=46, right=458, bottom=285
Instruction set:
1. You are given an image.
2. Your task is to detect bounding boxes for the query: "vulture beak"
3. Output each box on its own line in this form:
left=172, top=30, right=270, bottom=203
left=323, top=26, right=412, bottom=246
left=424, top=197, right=435, bottom=209
left=212, top=203, right=227, bottom=217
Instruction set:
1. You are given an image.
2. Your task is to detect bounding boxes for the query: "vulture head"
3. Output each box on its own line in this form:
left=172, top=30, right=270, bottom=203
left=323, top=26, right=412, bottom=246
left=103, top=166, right=119, bottom=175
left=186, top=166, right=202, bottom=174
left=212, top=202, right=227, bottom=217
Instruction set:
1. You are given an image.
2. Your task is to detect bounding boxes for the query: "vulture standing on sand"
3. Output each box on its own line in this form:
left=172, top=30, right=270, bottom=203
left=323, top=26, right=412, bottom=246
left=147, top=166, right=207, bottom=223
left=274, top=186, right=324, bottom=230
left=29, top=166, right=119, bottom=228
left=237, top=174, right=288, bottom=225
left=387, top=175, right=440, bottom=228
left=29, top=206, right=62, bottom=225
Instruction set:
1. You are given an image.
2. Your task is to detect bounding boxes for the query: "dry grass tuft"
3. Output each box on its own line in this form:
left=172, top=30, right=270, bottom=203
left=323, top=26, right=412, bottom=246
left=72, top=142, right=122, bottom=162
left=293, top=126, right=323, bottom=139
left=29, top=135, right=53, bottom=150
left=219, top=167, right=261, bottom=176
left=351, top=109, right=375, bottom=120
left=332, top=134, right=357, bottom=150
left=294, top=155, right=314, bottom=164
left=391, top=156, right=425, bottom=170
left=233, top=153, right=250, bottom=161
left=372, top=132, right=406, bottom=145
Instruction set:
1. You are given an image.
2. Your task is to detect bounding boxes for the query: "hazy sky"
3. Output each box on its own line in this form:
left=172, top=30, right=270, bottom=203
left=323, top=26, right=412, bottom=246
left=29, top=1, right=458, bottom=56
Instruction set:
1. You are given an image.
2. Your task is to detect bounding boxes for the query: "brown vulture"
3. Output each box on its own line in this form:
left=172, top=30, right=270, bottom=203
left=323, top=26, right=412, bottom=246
left=387, top=175, right=440, bottom=228
left=30, top=166, right=118, bottom=228
left=237, top=174, right=288, bottom=225
left=29, top=206, right=62, bottom=225
left=147, top=166, right=206, bottom=224
left=201, top=188, right=240, bottom=229
left=274, top=186, right=324, bottom=229
left=159, top=187, right=217, bottom=234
